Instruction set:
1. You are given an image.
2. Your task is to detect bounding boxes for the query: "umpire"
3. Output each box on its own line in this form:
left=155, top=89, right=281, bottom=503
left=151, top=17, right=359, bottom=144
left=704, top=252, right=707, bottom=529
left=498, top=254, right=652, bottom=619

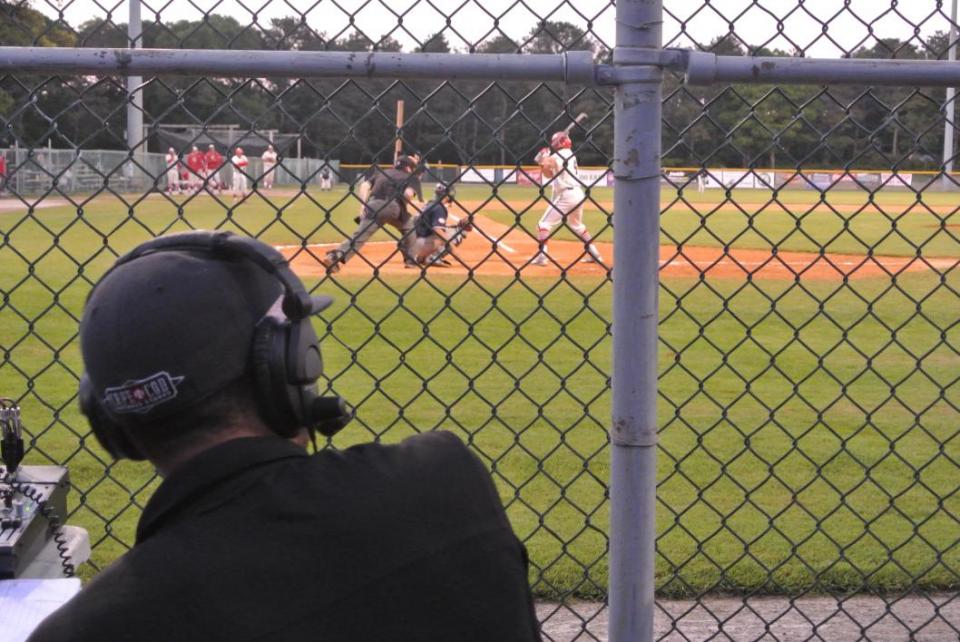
left=28, top=230, right=542, bottom=642
left=322, top=155, right=424, bottom=272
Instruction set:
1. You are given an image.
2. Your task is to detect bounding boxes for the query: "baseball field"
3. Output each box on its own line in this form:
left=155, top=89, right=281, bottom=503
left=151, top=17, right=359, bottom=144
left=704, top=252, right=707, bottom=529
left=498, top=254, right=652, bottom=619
left=1, top=182, right=957, bottom=598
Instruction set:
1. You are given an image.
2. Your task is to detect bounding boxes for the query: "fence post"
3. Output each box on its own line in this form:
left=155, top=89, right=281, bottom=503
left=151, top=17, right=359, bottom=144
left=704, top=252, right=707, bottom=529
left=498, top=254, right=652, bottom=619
left=127, top=0, right=144, bottom=187
left=943, top=0, right=957, bottom=188
left=610, top=0, right=662, bottom=641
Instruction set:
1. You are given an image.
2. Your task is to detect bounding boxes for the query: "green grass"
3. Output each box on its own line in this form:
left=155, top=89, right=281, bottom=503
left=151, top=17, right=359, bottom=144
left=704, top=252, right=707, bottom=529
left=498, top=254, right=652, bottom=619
left=477, top=184, right=960, bottom=258
left=1, top=185, right=958, bottom=598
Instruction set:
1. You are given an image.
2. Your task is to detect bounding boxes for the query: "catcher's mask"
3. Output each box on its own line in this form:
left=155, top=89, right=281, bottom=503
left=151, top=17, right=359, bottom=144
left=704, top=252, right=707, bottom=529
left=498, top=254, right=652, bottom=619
left=434, top=182, right=456, bottom=201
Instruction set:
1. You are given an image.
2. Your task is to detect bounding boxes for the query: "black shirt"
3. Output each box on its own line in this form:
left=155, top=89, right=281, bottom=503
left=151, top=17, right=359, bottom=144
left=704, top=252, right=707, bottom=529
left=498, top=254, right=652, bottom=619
left=368, top=168, right=422, bottom=210
left=415, top=200, right=448, bottom=238
left=28, top=432, right=541, bottom=642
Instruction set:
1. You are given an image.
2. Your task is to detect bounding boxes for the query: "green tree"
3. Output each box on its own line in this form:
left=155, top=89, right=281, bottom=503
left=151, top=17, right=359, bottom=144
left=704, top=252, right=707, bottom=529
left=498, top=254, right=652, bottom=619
left=0, top=1, right=77, bottom=148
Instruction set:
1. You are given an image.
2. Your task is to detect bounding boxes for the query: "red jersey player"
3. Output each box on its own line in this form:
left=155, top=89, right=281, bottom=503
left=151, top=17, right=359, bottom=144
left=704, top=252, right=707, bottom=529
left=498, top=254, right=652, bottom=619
left=186, top=146, right=205, bottom=192
left=204, top=145, right=224, bottom=194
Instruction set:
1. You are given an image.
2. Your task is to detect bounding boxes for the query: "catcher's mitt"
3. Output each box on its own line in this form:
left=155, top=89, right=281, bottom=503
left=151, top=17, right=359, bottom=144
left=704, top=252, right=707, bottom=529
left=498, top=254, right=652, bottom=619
left=450, top=219, right=472, bottom=247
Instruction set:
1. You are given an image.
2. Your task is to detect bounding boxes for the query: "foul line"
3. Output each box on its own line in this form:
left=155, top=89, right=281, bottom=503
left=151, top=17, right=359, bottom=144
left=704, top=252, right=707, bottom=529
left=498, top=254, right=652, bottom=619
left=468, top=214, right=518, bottom=254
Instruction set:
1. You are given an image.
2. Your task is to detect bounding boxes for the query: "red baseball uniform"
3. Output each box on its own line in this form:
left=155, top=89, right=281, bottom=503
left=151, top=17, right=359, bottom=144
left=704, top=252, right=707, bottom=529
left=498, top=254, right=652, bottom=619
left=187, top=150, right=205, bottom=174
left=205, top=150, right=223, bottom=171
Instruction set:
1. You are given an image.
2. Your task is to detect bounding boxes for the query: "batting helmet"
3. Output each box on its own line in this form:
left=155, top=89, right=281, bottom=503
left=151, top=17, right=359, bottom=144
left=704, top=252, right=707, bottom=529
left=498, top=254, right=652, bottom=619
left=550, top=131, right=572, bottom=150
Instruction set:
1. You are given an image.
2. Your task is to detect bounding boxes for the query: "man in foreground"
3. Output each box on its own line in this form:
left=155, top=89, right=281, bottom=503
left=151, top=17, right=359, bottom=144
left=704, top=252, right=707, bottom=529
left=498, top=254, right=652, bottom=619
left=28, top=230, right=541, bottom=642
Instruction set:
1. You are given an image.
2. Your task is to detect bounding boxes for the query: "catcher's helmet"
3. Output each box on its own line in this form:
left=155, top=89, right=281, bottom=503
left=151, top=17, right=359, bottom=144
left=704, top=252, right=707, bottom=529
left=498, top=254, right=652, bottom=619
left=435, top=182, right=456, bottom=200
left=550, top=131, right=572, bottom=150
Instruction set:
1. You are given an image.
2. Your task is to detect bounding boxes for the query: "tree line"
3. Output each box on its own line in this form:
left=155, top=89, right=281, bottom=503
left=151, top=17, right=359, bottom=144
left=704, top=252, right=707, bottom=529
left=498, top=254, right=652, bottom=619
left=2, top=1, right=956, bottom=170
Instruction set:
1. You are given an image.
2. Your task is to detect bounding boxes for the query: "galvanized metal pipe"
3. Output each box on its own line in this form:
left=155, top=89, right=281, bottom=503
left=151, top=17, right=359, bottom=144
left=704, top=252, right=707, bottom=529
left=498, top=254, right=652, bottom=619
left=126, top=0, right=143, bottom=170
left=0, top=47, right=597, bottom=85
left=685, top=50, right=960, bottom=87
left=8, top=44, right=960, bottom=89
left=943, top=0, right=958, bottom=184
left=610, top=1, right=662, bottom=641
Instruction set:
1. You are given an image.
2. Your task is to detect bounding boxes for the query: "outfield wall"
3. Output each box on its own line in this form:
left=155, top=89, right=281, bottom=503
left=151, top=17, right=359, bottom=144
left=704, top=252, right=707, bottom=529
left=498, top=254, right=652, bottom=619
left=2, top=149, right=955, bottom=196
left=0, top=148, right=339, bottom=196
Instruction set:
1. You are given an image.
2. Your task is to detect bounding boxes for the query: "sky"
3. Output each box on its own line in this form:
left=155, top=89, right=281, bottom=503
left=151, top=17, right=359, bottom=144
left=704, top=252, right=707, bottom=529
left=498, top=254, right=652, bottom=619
left=26, top=0, right=959, bottom=58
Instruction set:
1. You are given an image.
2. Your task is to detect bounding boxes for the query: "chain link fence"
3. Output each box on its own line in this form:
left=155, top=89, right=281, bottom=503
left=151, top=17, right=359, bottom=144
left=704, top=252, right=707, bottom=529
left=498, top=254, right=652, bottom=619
left=0, top=147, right=337, bottom=194
left=1, top=0, right=959, bottom=640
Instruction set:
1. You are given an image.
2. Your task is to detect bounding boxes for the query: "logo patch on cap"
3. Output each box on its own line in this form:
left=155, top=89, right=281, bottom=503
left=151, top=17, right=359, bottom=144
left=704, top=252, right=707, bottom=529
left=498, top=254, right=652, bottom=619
left=103, top=372, right=186, bottom=414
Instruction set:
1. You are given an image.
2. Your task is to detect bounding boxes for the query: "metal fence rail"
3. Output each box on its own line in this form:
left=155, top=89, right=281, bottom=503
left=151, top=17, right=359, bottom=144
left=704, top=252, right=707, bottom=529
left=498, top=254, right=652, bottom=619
left=1, top=1, right=959, bottom=640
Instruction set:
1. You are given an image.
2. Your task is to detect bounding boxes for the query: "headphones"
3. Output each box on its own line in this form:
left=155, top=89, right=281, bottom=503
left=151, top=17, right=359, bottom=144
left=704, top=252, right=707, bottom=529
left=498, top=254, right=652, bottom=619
left=78, top=231, right=350, bottom=461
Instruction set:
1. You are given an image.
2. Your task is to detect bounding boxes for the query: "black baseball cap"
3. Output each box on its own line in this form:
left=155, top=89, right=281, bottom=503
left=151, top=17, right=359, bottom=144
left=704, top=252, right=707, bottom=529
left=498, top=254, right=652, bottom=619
left=80, top=237, right=295, bottom=426
left=394, top=155, right=418, bottom=171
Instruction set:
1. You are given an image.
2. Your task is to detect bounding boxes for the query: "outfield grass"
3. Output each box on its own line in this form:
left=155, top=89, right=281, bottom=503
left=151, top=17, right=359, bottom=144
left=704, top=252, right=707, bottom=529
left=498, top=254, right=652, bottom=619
left=8, top=183, right=958, bottom=258
left=479, top=184, right=960, bottom=257
left=1, top=185, right=958, bottom=598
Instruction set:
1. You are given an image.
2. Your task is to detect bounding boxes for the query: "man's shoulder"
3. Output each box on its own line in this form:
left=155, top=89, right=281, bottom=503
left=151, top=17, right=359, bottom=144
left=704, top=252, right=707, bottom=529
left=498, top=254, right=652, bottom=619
left=382, top=168, right=408, bottom=181
left=324, top=431, right=507, bottom=531
left=333, top=431, right=485, bottom=488
left=26, top=557, right=173, bottom=642
left=349, top=430, right=470, bottom=463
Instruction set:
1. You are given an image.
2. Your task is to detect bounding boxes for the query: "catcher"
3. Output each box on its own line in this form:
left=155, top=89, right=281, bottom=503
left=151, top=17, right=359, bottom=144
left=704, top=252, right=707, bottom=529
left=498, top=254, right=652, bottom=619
left=412, top=182, right=470, bottom=267
left=532, top=131, right=603, bottom=266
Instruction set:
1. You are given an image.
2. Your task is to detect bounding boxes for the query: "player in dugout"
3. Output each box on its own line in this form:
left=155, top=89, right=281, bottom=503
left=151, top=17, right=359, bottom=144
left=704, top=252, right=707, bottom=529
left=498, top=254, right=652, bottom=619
left=321, top=154, right=425, bottom=272
left=204, top=144, right=225, bottom=195
left=260, top=144, right=278, bottom=191
left=186, top=145, right=205, bottom=193
left=230, top=146, right=249, bottom=201
left=26, top=230, right=542, bottom=642
left=164, top=147, right=180, bottom=195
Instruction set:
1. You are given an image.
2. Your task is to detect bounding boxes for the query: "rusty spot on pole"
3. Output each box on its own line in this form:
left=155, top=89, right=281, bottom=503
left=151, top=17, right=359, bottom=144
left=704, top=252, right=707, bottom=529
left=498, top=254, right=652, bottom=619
left=113, top=49, right=131, bottom=69
left=613, top=417, right=630, bottom=435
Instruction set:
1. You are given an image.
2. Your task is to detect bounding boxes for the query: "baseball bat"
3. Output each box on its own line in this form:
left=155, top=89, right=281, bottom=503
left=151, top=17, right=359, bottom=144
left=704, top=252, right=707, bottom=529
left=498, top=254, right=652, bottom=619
left=563, top=112, right=589, bottom=135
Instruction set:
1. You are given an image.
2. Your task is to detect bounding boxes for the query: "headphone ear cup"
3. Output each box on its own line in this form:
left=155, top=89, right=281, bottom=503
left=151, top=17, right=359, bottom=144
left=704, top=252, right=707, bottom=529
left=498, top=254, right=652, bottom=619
left=251, top=317, right=300, bottom=438
left=79, top=375, right=146, bottom=461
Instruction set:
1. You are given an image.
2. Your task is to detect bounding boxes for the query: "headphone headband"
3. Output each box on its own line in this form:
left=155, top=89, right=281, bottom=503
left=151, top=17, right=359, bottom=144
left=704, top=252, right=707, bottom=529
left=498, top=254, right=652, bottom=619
left=104, top=231, right=331, bottom=320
